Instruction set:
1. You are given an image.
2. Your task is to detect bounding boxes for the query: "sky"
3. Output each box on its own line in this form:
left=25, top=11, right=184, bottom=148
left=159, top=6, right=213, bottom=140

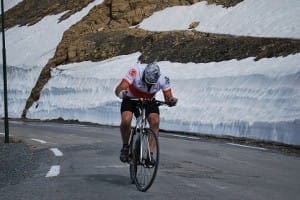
left=1, top=0, right=300, bottom=145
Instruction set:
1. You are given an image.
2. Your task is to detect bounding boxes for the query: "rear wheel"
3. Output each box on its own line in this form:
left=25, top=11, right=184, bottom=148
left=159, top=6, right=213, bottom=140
left=134, top=128, right=159, bottom=192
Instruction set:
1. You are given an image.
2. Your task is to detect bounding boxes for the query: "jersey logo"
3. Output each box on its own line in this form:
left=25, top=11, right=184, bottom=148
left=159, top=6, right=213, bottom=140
left=164, top=76, right=170, bottom=85
left=128, top=68, right=137, bottom=78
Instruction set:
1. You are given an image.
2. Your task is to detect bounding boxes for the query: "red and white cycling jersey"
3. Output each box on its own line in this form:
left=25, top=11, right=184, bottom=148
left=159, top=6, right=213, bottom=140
left=123, top=63, right=171, bottom=98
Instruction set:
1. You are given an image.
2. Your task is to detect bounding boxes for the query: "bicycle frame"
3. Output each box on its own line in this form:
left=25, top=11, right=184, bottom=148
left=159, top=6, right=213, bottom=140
left=132, top=100, right=151, bottom=162
left=129, top=98, right=169, bottom=155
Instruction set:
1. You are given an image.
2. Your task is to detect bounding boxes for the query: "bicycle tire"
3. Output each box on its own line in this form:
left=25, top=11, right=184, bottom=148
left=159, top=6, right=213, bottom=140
left=129, top=129, right=138, bottom=184
left=134, top=128, right=159, bottom=192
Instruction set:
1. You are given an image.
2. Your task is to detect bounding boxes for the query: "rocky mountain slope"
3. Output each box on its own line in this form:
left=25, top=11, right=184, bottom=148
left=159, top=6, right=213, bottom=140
left=2, top=0, right=300, bottom=117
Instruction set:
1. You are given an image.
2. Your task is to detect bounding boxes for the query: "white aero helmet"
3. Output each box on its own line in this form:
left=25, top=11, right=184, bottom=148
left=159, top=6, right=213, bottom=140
left=144, top=63, right=161, bottom=84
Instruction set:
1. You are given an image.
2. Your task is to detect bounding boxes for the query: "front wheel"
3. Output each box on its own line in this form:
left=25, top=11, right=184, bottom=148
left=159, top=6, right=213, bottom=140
left=133, top=128, right=159, bottom=192
left=129, top=129, right=138, bottom=184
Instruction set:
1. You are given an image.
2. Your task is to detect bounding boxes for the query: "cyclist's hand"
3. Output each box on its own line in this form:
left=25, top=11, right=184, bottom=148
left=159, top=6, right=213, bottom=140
left=167, top=97, right=178, bottom=107
left=118, top=90, right=127, bottom=99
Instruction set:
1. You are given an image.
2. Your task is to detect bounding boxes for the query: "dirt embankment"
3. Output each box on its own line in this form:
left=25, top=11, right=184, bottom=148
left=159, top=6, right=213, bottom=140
left=2, top=0, right=300, bottom=117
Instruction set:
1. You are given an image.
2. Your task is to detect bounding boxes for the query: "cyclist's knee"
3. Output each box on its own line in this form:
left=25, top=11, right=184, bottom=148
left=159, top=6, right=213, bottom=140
left=121, top=118, right=131, bottom=129
left=121, top=111, right=133, bottom=124
left=148, top=113, right=159, bottom=127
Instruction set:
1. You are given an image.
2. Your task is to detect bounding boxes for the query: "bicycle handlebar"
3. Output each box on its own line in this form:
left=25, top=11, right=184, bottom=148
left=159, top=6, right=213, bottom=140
left=125, top=97, right=171, bottom=107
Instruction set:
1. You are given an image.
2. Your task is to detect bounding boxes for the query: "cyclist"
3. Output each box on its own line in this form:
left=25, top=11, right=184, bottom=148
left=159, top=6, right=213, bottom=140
left=115, top=62, right=178, bottom=163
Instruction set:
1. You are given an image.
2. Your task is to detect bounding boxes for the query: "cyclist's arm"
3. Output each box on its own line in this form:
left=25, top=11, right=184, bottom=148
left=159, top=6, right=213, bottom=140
left=163, top=89, right=178, bottom=106
left=115, top=79, right=129, bottom=97
left=163, top=89, right=173, bottom=101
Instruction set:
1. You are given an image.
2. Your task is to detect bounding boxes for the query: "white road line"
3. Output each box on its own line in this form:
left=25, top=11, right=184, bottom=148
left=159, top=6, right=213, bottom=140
left=169, top=134, right=200, bottom=140
left=50, top=148, right=63, bottom=157
left=227, top=143, right=266, bottom=151
left=46, top=165, right=60, bottom=177
left=31, top=138, right=47, bottom=144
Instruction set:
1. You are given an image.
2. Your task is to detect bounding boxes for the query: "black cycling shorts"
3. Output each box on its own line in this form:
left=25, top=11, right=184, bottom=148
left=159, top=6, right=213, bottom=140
left=121, top=98, right=160, bottom=117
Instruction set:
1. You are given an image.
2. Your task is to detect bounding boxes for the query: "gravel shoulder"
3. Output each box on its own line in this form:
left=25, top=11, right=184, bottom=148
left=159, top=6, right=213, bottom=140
left=0, top=137, right=38, bottom=188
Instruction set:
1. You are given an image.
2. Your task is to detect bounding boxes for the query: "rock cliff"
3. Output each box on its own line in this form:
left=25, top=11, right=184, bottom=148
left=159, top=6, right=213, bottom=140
left=1, top=0, right=300, bottom=117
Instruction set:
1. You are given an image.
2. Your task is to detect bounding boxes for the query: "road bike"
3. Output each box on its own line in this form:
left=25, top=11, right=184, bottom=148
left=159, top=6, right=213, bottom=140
left=126, top=98, right=170, bottom=192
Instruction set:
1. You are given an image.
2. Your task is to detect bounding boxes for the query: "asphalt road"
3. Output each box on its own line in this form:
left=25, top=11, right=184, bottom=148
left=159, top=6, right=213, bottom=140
left=1, top=120, right=300, bottom=200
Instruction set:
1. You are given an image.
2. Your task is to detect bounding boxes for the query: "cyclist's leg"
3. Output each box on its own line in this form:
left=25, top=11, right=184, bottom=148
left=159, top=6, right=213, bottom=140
left=146, top=102, right=160, bottom=153
left=147, top=113, right=159, bottom=153
left=120, top=98, right=139, bottom=144
left=120, top=111, right=133, bottom=144
left=120, top=99, right=136, bottom=162
left=119, top=111, right=133, bottom=162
